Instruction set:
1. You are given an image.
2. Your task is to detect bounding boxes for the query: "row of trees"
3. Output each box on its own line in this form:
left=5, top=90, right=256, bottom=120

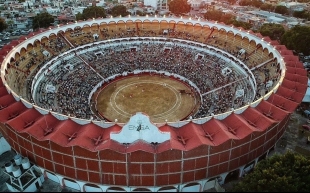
left=0, top=17, right=8, bottom=32
left=75, top=5, right=129, bottom=21
left=31, top=5, right=129, bottom=29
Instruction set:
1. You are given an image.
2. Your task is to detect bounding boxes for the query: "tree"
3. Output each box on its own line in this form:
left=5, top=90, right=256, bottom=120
left=111, top=5, right=129, bottom=17
left=204, top=10, right=223, bottom=21
left=293, top=10, right=306, bottom=18
left=239, top=0, right=263, bottom=8
left=75, top=6, right=106, bottom=21
left=32, top=12, right=54, bottom=30
left=0, top=17, right=8, bottom=32
left=203, top=10, right=251, bottom=29
left=230, top=151, right=310, bottom=192
left=260, top=3, right=275, bottom=12
left=226, top=19, right=253, bottom=30
left=6, top=20, right=14, bottom=30
left=281, top=25, right=310, bottom=55
left=168, top=0, right=191, bottom=15
left=275, top=5, right=289, bottom=15
left=293, top=10, right=310, bottom=20
left=136, top=10, right=146, bottom=16
left=257, top=23, right=285, bottom=40
left=231, top=20, right=253, bottom=30
left=227, top=0, right=237, bottom=5
left=75, top=12, right=83, bottom=21
left=221, top=14, right=235, bottom=24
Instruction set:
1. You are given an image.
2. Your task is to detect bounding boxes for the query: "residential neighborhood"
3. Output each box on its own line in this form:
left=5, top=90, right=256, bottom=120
left=1, top=0, right=309, bottom=61
left=0, top=0, right=309, bottom=37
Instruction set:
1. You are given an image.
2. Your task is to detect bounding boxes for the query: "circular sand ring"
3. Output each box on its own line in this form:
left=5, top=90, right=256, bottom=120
left=94, top=74, right=200, bottom=123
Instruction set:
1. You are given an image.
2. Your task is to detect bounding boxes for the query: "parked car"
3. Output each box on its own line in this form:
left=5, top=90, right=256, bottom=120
left=2, top=36, right=10, bottom=40
left=21, top=30, right=29, bottom=35
left=4, top=32, right=10, bottom=36
left=304, top=110, right=310, bottom=118
left=302, top=124, right=310, bottom=131
left=11, top=32, right=20, bottom=36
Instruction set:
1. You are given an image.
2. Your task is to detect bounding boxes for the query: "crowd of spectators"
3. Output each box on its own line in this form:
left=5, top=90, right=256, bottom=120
left=33, top=40, right=256, bottom=120
left=8, top=23, right=281, bottom=121
left=35, top=59, right=102, bottom=119
left=44, top=35, right=70, bottom=55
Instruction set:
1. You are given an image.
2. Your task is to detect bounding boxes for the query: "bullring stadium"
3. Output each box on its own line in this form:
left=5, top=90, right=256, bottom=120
left=0, top=16, right=308, bottom=192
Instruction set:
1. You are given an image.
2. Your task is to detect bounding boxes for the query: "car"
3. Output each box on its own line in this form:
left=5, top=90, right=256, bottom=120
left=2, top=36, right=10, bottom=40
left=12, top=32, right=20, bottom=36
left=304, top=110, right=310, bottom=117
left=21, top=30, right=29, bottom=35
left=302, top=124, right=310, bottom=131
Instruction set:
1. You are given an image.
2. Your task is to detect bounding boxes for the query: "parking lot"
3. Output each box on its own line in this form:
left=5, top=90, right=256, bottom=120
left=0, top=29, right=32, bottom=48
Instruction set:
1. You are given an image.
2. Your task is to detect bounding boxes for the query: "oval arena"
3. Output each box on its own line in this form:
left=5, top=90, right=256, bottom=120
left=0, top=16, right=308, bottom=192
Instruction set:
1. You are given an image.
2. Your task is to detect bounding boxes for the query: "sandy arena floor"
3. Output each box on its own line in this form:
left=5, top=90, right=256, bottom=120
left=94, top=74, right=200, bottom=123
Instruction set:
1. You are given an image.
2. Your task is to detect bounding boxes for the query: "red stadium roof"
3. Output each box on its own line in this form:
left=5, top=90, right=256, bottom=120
left=283, top=55, right=300, bottom=62
left=286, top=66, right=307, bottom=76
left=18, top=36, right=27, bottom=41
left=285, top=60, right=304, bottom=68
left=269, top=40, right=280, bottom=46
left=6, top=108, right=43, bottom=132
left=275, top=45, right=288, bottom=51
left=238, top=108, right=276, bottom=132
left=284, top=72, right=308, bottom=85
left=0, top=87, right=8, bottom=98
left=267, top=93, right=299, bottom=112
left=23, top=113, right=63, bottom=140
left=279, top=49, right=294, bottom=55
left=255, top=100, right=289, bottom=122
left=1, top=101, right=28, bottom=123
left=281, top=79, right=307, bottom=94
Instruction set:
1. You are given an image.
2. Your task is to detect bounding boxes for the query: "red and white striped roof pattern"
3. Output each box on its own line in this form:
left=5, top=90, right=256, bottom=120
left=0, top=19, right=308, bottom=153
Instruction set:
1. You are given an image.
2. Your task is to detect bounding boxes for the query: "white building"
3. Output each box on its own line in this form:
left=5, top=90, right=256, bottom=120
left=278, top=2, right=306, bottom=11
left=45, top=7, right=61, bottom=14
left=146, top=6, right=155, bottom=14
left=144, top=0, right=169, bottom=10
left=88, top=0, right=105, bottom=6
left=127, top=6, right=144, bottom=15
left=71, top=6, right=87, bottom=15
left=188, top=0, right=203, bottom=10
